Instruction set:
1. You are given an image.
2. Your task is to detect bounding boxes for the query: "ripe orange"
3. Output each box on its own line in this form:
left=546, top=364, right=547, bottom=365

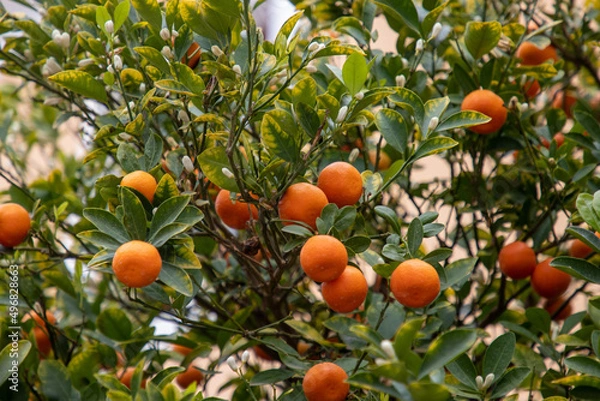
left=543, top=296, right=572, bottom=321
left=23, top=311, right=56, bottom=357
left=552, top=91, right=577, bottom=118
left=253, top=345, right=274, bottom=361
left=121, top=171, right=157, bottom=203
left=0, top=203, right=31, bottom=247
left=498, top=241, right=537, bottom=280
left=176, top=365, right=204, bottom=388
left=461, top=89, right=507, bottom=134
left=515, top=42, right=558, bottom=65
left=300, top=235, right=348, bottom=282
left=182, top=42, right=201, bottom=69
left=569, top=232, right=600, bottom=258
left=172, top=343, right=193, bottom=356
left=278, top=183, right=329, bottom=230
left=214, top=189, right=258, bottom=230
left=112, top=241, right=162, bottom=288
left=531, top=258, right=572, bottom=299
left=368, top=149, right=392, bottom=170
left=302, top=362, right=349, bottom=401
left=321, top=266, right=368, bottom=313
left=541, top=133, right=565, bottom=149
left=118, top=367, right=147, bottom=389
left=390, top=259, right=440, bottom=308
left=317, top=162, right=363, bottom=207
left=524, top=79, right=541, bottom=98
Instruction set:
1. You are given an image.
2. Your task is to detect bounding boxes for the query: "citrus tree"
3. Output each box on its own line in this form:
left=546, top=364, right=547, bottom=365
left=2, top=0, right=600, bottom=400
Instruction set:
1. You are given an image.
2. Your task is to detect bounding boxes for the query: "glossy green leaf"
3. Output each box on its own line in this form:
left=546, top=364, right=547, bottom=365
left=406, top=218, right=423, bottom=256
left=394, top=318, right=424, bottom=360
left=436, top=111, right=491, bottom=132
left=464, top=21, right=502, bottom=59
left=120, top=187, right=147, bottom=240
left=574, top=109, right=600, bottom=146
left=565, top=356, right=600, bottom=377
left=160, top=262, right=194, bottom=296
left=39, top=360, right=81, bottom=401
left=113, top=0, right=131, bottom=32
left=577, top=193, right=600, bottom=233
left=374, top=0, right=420, bottom=34
left=551, top=256, right=600, bottom=283
left=342, top=52, right=368, bottom=96
left=285, top=320, right=326, bottom=344
left=197, top=147, right=238, bottom=192
left=483, top=332, right=515, bottom=382
left=49, top=71, right=108, bottom=103
left=149, top=196, right=191, bottom=238
left=410, top=137, right=458, bottom=163
left=83, top=208, right=130, bottom=243
left=134, top=46, right=171, bottom=76
left=97, top=308, right=133, bottom=341
left=0, top=341, right=31, bottom=386
left=490, top=367, right=531, bottom=399
left=250, top=369, right=295, bottom=386
left=261, top=111, right=299, bottom=162
left=552, top=375, right=600, bottom=389
left=446, top=354, right=478, bottom=389
left=375, top=108, right=408, bottom=153
left=422, top=97, right=450, bottom=135
left=418, top=329, right=477, bottom=379
left=131, top=0, right=162, bottom=31
left=77, top=230, right=122, bottom=250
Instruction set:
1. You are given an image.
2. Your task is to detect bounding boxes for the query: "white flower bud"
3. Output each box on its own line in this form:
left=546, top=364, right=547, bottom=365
left=380, top=340, right=395, bottom=359
left=160, top=28, right=171, bottom=41
left=241, top=350, right=250, bottom=363
left=43, top=57, right=62, bottom=76
left=52, top=29, right=60, bottom=39
left=415, top=38, right=424, bottom=54
left=43, top=97, right=62, bottom=106
left=257, top=27, right=264, bottom=43
left=206, top=311, right=218, bottom=322
left=317, top=43, right=326, bottom=51
left=355, top=91, right=364, bottom=100
left=24, top=49, right=33, bottom=61
left=161, top=46, right=173, bottom=59
left=104, top=20, right=114, bottom=34
left=227, top=356, right=239, bottom=372
left=107, top=64, right=115, bottom=74
left=222, top=167, right=234, bottom=179
left=475, top=375, right=484, bottom=390
left=113, top=55, right=122, bottom=70
left=428, top=117, right=439, bottom=131
left=232, top=64, right=242, bottom=75
left=306, top=64, right=317, bottom=73
left=182, top=155, right=194, bottom=173
left=152, top=207, right=158, bottom=215
left=171, top=29, right=179, bottom=38
left=374, top=358, right=387, bottom=366
left=308, top=42, right=320, bottom=52
left=119, top=132, right=133, bottom=141
left=509, top=95, right=519, bottom=111
left=430, top=23, right=443, bottom=40
left=483, top=373, right=495, bottom=389
left=177, top=109, right=190, bottom=124
left=240, top=30, right=248, bottom=40
left=139, top=83, right=146, bottom=92
left=336, top=106, right=348, bottom=123
left=211, top=45, right=224, bottom=57
left=78, top=58, right=94, bottom=67
left=166, top=136, right=179, bottom=148
left=348, top=148, right=360, bottom=163
left=52, top=31, right=70, bottom=49
left=395, top=74, right=406, bottom=88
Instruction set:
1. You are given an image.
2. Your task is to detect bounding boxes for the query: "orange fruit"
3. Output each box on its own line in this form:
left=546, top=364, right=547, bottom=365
left=176, top=365, right=204, bottom=388
left=23, top=311, right=56, bottom=357
left=0, top=203, right=31, bottom=247
left=461, top=89, right=507, bottom=134
left=182, top=42, right=201, bottom=69
left=300, top=235, right=348, bottom=282
left=524, top=79, right=541, bottom=98
left=214, top=189, right=258, bottom=230
left=515, top=42, right=558, bottom=65
left=543, top=296, right=572, bottom=321
left=302, top=362, right=349, bottom=401
left=368, top=149, right=392, bottom=170
left=321, top=266, right=368, bottom=313
left=297, top=340, right=311, bottom=356
left=112, top=241, right=162, bottom=288
left=317, top=162, right=363, bottom=207
left=121, top=171, right=157, bottom=203
left=390, top=259, right=440, bottom=308
left=569, top=232, right=600, bottom=258
left=541, top=133, right=565, bottom=149
left=498, top=241, right=537, bottom=280
left=552, top=91, right=577, bottom=118
left=253, top=345, right=273, bottom=361
left=118, top=367, right=147, bottom=389
left=531, top=258, right=572, bottom=299
left=278, top=183, right=329, bottom=230
left=172, top=343, right=193, bottom=356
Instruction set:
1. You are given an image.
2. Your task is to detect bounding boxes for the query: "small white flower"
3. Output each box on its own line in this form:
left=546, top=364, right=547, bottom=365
left=428, top=117, right=439, bottom=131
left=380, top=340, right=395, bottom=359
left=161, top=46, right=173, bottom=59
left=166, top=136, right=179, bottom=148
left=178, top=109, right=190, bottom=124
left=78, top=58, right=94, bottom=67
left=139, top=83, right=146, bottom=92
left=240, top=30, right=248, bottom=40
left=206, top=311, right=218, bottom=322
left=52, top=29, right=60, bottom=39
left=43, top=97, right=62, bottom=106
left=43, top=57, right=63, bottom=76
left=241, top=350, right=250, bottom=363
left=306, top=64, right=317, bottom=73
left=355, top=91, right=364, bottom=100
left=119, top=132, right=133, bottom=141
left=348, top=148, right=360, bottom=163
left=232, top=64, right=242, bottom=75
left=483, top=373, right=495, bottom=389
left=104, top=20, right=114, bottom=34
left=107, top=64, right=115, bottom=74
left=336, top=106, right=348, bottom=123
left=509, top=95, right=519, bottom=111
left=152, top=207, right=158, bottom=215
left=211, top=45, right=224, bottom=57
left=222, top=167, right=234, bottom=179
left=52, top=31, right=70, bottom=49
left=308, top=42, right=320, bottom=52
left=374, top=358, right=387, bottom=366
left=395, top=74, right=406, bottom=88
left=475, top=375, right=484, bottom=390
left=415, top=38, right=424, bottom=54
left=113, top=55, right=123, bottom=70
left=257, top=27, right=264, bottom=43
left=227, top=356, right=239, bottom=372
left=171, top=29, right=179, bottom=38
left=430, top=23, right=443, bottom=40
left=520, top=103, right=529, bottom=113
left=160, top=28, right=171, bottom=41
left=128, top=101, right=135, bottom=110
left=182, top=155, right=194, bottom=173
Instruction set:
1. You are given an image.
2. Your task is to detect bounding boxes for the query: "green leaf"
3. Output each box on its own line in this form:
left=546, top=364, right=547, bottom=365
left=285, top=320, right=326, bottom=343
left=483, top=332, right=515, bottom=383
left=155, top=79, right=197, bottom=96
left=120, top=187, right=148, bottom=240
left=526, top=307, right=551, bottom=334
left=406, top=218, right=423, bottom=256
left=174, top=63, right=205, bottom=96
left=116, top=143, right=141, bottom=173
left=143, top=134, right=163, bottom=170
left=418, top=329, right=477, bottom=379
left=83, top=208, right=130, bottom=243
left=408, top=382, right=451, bottom=401
left=464, top=21, right=502, bottom=59
left=179, top=0, right=240, bottom=43
left=197, top=147, right=238, bottom=192
left=490, top=367, right=531, bottom=398
left=436, top=111, right=491, bottom=132
left=274, top=11, right=304, bottom=53
left=49, top=71, right=108, bottom=104
left=446, top=354, right=478, bottom=389
left=551, top=256, right=600, bottom=283
left=150, top=366, right=185, bottom=388
left=390, top=88, right=425, bottom=128
left=344, top=236, right=371, bottom=254
left=68, top=348, right=101, bottom=389
left=423, top=248, right=453, bottom=264
left=394, top=318, right=424, bottom=360
left=149, top=222, right=189, bottom=247
left=410, top=137, right=458, bottom=163
left=250, top=369, right=295, bottom=386
left=97, top=308, right=133, bottom=341
left=577, top=193, right=600, bottom=233
left=96, top=6, right=112, bottom=35
left=347, top=372, right=403, bottom=398
left=342, top=52, right=368, bottom=96
left=512, top=64, right=558, bottom=80
left=0, top=341, right=31, bottom=386
left=160, top=262, right=194, bottom=296
left=134, top=46, right=171, bottom=76
left=261, top=111, right=299, bottom=162
left=149, top=196, right=191, bottom=239
left=114, top=0, right=131, bottom=32
left=566, top=227, right=600, bottom=252
left=422, top=1, right=449, bottom=36
left=292, top=77, right=317, bottom=106
left=374, top=0, right=420, bottom=34
left=349, top=324, right=384, bottom=345
left=574, top=109, right=600, bottom=146
left=39, top=360, right=81, bottom=401
left=422, top=97, right=450, bottom=135
left=154, top=174, right=181, bottom=205
left=131, top=0, right=162, bottom=31
left=375, top=108, right=408, bottom=153
left=77, top=230, right=122, bottom=250
left=565, top=356, right=600, bottom=377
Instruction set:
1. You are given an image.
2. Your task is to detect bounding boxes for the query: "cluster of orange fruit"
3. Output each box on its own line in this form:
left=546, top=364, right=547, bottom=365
left=0, top=202, right=31, bottom=248
left=499, top=240, right=573, bottom=319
